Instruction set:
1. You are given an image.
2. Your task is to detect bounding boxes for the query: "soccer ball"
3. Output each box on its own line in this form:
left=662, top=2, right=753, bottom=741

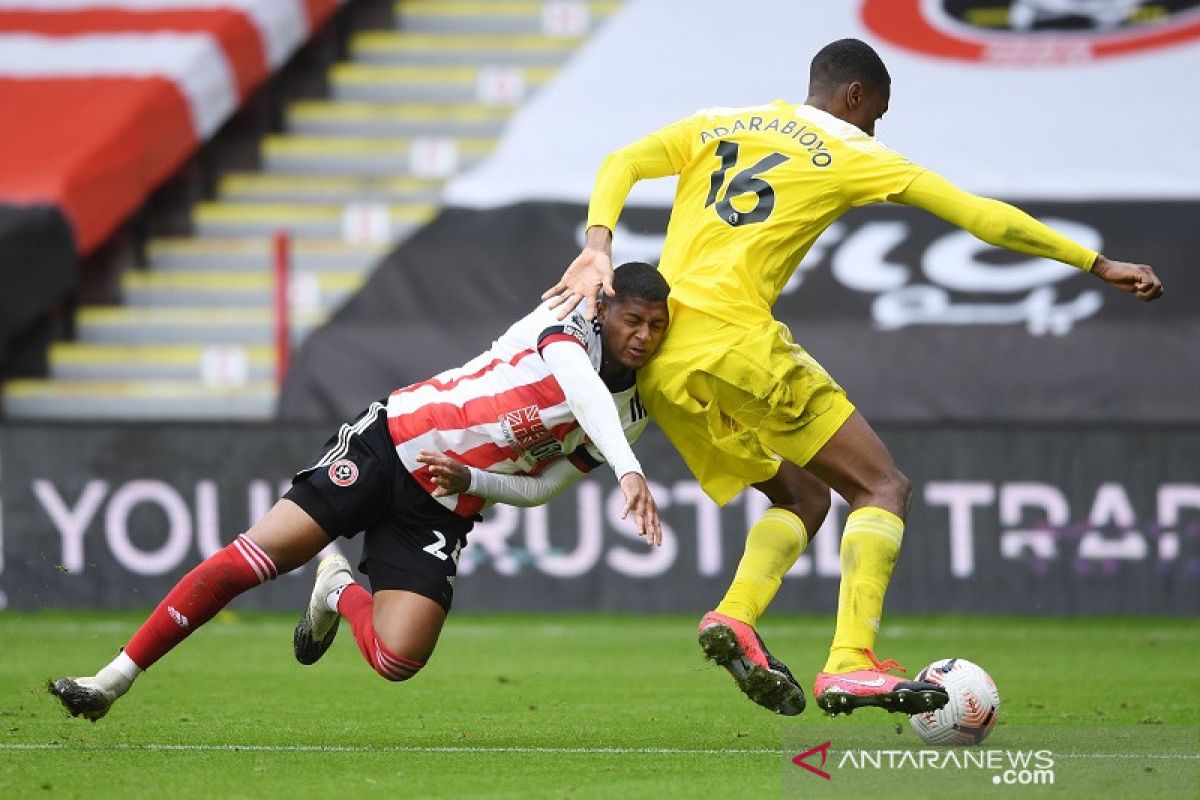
left=909, top=658, right=1000, bottom=746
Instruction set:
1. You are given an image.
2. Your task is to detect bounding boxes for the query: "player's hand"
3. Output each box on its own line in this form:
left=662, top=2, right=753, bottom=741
left=617, top=472, right=662, bottom=547
left=542, top=244, right=615, bottom=321
left=1092, top=256, right=1163, bottom=302
left=416, top=450, right=470, bottom=496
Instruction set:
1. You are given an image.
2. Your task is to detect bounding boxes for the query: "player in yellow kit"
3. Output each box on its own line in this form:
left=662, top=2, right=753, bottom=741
left=544, top=38, right=1163, bottom=718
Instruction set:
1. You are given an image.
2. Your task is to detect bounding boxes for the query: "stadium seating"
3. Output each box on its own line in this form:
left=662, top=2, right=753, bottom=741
left=2, top=0, right=620, bottom=419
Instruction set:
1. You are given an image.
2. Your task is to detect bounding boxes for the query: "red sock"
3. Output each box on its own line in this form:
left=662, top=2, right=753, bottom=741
left=124, top=535, right=277, bottom=669
left=337, top=583, right=424, bottom=681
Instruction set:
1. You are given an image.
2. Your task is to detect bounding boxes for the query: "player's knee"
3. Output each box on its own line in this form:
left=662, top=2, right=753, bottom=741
left=775, top=495, right=830, bottom=537
left=756, top=467, right=832, bottom=533
left=802, top=489, right=832, bottom=530
left=884, top=469, right=912, bottom=513
left=374, top=661, right=423, bottom=683
left=369, top=635, right=426, bottom=683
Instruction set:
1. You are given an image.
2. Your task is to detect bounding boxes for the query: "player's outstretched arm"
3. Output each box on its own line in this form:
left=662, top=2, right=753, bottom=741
left=416, top=450, right=472, bottom=496
left=1091, top=255, right=1163, bottom=302
left=540, top=339, right=663, bottom=544
left=417, top=450, right=583, bottom=506
left=892, top=171, right=1165, bottom=302
left=543, top=133, right=680, bottom=320
left=417, top=449, right=661, bottom=545
left=543, top=226, right=614, bottom=321
left=618, top=472, right=662, bottom=547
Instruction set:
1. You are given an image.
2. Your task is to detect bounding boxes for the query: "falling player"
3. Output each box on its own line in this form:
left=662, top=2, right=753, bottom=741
left=50, top=262, right=670, bottom=720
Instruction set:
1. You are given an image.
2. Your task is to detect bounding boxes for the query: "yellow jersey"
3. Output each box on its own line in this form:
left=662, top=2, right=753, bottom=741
left=591, top=101, right=921, bottom=324
left=587, top=100, right=1096, bottom=326
left=585, top=101, right=1099, bottom=502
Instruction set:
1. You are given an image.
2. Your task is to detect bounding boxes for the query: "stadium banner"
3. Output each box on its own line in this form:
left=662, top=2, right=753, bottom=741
left=1, top=423, right=1196, bottom=616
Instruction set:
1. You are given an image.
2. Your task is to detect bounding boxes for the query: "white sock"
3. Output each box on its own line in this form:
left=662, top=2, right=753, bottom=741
left=94, top=651, right=141, bottom=695
left=111, top=650, right=142, bottom=681
left=325, top=583, right=350, bottom=613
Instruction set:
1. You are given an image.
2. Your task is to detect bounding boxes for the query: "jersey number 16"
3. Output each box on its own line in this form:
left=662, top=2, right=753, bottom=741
left=704, top=140, right=790, bottom=228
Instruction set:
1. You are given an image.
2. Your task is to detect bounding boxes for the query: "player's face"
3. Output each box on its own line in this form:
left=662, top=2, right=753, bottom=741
left=598, top=297, right=669, bottom=370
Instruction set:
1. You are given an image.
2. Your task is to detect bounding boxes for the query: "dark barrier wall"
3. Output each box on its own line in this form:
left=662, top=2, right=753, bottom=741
left=2, top=423, right=1197, bottom=616
left=0, top=205, right=77, bottom=354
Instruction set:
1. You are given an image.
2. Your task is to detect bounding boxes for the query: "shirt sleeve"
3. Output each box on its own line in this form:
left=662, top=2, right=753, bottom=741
left=567, top=443, right=605, bottom=474
left=586, top=114, right=696, bottom=231
left=578, top=409, right=649, bottom=469
left=539, top=339, right=643, bottom=479
left=892, top=170, right=1098, bottom=271
left=842, top=140, right=926, bottom=208
left=467, top=458, right=583, bottom=507
left=536, top=305, right=593, bottom=353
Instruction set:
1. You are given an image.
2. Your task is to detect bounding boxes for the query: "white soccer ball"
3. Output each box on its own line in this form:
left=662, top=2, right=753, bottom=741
left=909, top=658, right=1000, bottom=746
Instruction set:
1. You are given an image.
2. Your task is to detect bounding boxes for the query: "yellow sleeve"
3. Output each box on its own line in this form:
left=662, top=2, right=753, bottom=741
left=843, top=143, right=925, bottom=208
left=892, top=171, right=1098, bottom=271
left=586, top=117, right=694, bottom=231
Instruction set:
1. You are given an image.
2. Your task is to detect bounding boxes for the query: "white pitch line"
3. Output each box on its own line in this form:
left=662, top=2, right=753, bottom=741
left=0, top=743, right=1196, bottom=759
left=1, top=743, right=774, bottom=755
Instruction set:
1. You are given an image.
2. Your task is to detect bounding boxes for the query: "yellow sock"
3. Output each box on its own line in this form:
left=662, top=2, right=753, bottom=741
left=822, top=507, right=904, bottom=674
left=714, top=508, right=809, bottom=627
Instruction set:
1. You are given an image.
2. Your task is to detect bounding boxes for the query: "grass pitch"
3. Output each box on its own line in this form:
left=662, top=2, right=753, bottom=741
left=2, top=612, right=1196, bottom=798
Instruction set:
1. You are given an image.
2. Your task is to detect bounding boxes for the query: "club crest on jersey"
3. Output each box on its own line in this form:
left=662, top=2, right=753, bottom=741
left=499, top=405, right=562, bottom=464
left=561, top=317, right=592, bottom=347
left=328, top=459, right=359, bottom=487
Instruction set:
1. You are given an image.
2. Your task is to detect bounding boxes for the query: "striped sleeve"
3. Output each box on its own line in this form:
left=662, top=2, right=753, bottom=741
left=536, top=306, right=593, bottom=354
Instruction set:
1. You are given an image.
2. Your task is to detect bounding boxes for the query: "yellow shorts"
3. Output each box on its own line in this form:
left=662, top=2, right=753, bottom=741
left=638, top=305, right=854, bottom=506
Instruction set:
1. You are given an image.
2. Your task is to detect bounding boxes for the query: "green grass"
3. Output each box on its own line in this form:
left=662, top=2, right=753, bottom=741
left=1, top=612, right=1197, bottom=798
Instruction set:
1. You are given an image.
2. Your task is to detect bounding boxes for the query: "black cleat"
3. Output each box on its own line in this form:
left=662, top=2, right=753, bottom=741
left=48, top=677, right=116, bottom=722
left=813, top=648, right=950, bottom=717
left=814, top=680, right=950, bottom=716
left=698, top=611, right=805, bottom=716
left=293, top=613, right=340, bottom=666
left=293, top=554, right=352, bottom=665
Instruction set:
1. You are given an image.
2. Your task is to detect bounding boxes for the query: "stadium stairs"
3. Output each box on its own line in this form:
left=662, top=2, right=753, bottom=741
left=2, top=0, right=619, bottom=420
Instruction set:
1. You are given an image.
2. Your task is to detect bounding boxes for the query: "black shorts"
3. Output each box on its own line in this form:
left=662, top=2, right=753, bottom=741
left=284, top=400, right=477, bottom=612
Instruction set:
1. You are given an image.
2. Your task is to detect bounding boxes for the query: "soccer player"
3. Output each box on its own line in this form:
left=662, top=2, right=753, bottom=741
left=50, top=262, right=671, bottom=721
left=544, top=39, right=1163, bottom=718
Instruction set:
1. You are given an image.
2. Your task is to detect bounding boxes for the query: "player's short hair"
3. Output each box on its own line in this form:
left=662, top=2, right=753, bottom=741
left=809, top=38, right=890, bottom=92
left=611, top=261, right=670, bottom=304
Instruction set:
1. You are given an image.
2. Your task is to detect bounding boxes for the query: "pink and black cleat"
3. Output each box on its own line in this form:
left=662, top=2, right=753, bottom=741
left=697, top=611, right=805, bottom=716
left=813, top=648, right=949, bottom=716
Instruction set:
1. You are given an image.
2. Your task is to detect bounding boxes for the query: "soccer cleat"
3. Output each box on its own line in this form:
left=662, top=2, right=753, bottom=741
left=47, top=677, right=117, bottom=722
left=813, top=648, right=949, bottom=716
left=697, top=611, right=805, bottom=716
left=293, top=553, right=354, bottom=665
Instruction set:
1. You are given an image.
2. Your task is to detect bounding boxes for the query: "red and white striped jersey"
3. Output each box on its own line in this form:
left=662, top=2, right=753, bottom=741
left=387, top=302, right=650, bottom=518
